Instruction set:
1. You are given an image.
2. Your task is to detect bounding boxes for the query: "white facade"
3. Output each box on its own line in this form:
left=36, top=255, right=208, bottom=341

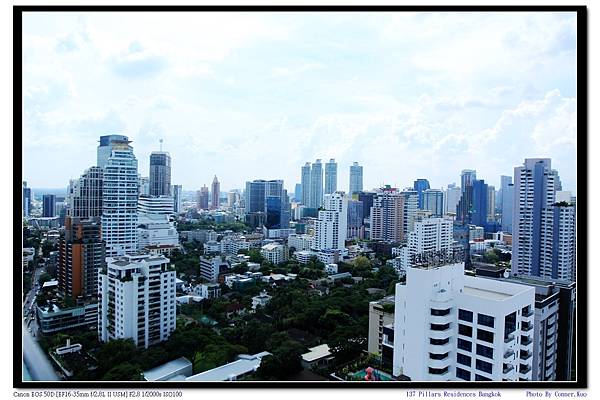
left=99, top=254, right=176, bottom=348
left=288, top=234, right=314, bottom=251
left=395, top=217, right=453, bottom=274
left=138, top=195, right=175, bottom=215
left=137, top=213, right=180, bottom=251
left=101, top=140, right=139, bottom=257
left=393, top=262, right=535, bottom=381
left=313, top=192, right=348, bottom=253
left=444, top=184, right=462, bottom=216
left=199, top=256, right=229, bottom=282
left=260, top=243, right=288, bottom=265
left=251, top=291, right=272, bottom=309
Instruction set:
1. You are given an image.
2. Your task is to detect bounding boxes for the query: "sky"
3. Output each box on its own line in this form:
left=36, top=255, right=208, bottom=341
left=22, top=11, right=578, bottom=194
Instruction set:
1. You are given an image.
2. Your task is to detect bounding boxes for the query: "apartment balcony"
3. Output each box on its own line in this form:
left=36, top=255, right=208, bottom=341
left=428, top=370, right=451, bottom=380
left=429, top=357, right=452, bottom=370
left=504, top=349, right=515, bottom=359
left=519, top=364, right=532, bottom=375
left=429, top=341, right=452, bottom=354
left=520, top=350, right=532, bottom=361
left=522, top=309, right=534, bottom=318
left=522, top=323, right=533, bottom=333
left=503, top=364, right=515, bottom=374
left=429, top=327, right=453, bottom=340
left=430, top=314, right=453, bottom=325
left=504, top=333, right=515, bottom=343
left=521, top=336, right=533, bottom=346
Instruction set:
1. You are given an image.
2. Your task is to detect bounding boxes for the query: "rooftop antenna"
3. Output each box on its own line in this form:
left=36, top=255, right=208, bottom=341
left=159, top=138, right=163, bottom=151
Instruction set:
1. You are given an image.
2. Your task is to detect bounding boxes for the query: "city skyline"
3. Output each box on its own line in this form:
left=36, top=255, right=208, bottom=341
left=23, top=12, right=576, bottom=193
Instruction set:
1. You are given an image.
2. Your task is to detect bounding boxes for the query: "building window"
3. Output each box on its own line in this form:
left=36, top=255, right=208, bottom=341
left=478, top=314, right=495, bottom=328
left=430, top=352, right=449, bottom=360
left=457, top=353, right=472, bottom=367
left=459, top=309, right=473, bottom=322
left=458, top=338, right=472, bottom=352
left=476, top=344, right=494, bottom=359
left=430, top=338, right=450, bottom=345
left=475, top=374, right=492, bottom=381
left=476, top=359, right=493, bottom=374
left=430, top=323, right=450, bottom=331
left=456, top=367, right=471, bottom=381
left=477, top=329, right=494, bottom=343
left=458, top=324, right=473, bottom=337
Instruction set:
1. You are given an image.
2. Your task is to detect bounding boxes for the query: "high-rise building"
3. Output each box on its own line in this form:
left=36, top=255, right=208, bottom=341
left=471, top=179, right=489, bottom=228
left=99, top=254, right=176, bottom=348
left=301, top=163, right=311, bottom=206
left=173, top=185, right=182, bottom=213
left=245, top=179, right=289, bottom=230
left=413, top=179, right=431, bottom=209
left=139, top=176, right=150, bottom=196
left=394, top=217, right=453, bottom=274
left=67, top=167, right=103, bottom=219
left=498, top=175, right=512, bottom=212
left=511, top=159, right=575, bottom=281
left=59, top=217, right=105, bottom=300
left=309, top=159, right=323, bottom=209
left=324, top=159, right=337, bottom=195
left=400, top=190, right=419, bottom=236
left=487, top=185, right=496, bottom=222
left=197, top=185, right=209, bottom=210
left=422, top=189, right=444, bottom=217
left=443, top=184, right=461, bottom=216
left=294, top=183, right=302, bottom=203
left=370, top=190, right=405, bottom=243
left=347, top=199, right=364, bottom=239
left=101, top=137, right=139, bottom=257
left=457, top=170, right=476, bottom=224
left=501, top=184, right=514, bottom=234
left=149, top=151, right=172, bottom=197
left=392, top=260, right=535, bottom=381
left=97, top=134, right=129, bottom=169
left=211, top=176, right=220, bottom=210
left=23, top=181, right=32, bottom=217
left=349, top=162, right=363, bottom=195
left=313, top=192, right=348, bottom=252
left=42, top=194, right=56, bottom=217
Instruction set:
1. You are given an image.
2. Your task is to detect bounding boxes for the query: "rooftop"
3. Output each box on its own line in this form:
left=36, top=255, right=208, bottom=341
left=463, top=286, right=512, bottom=301
left=144, top=357, right=192, bottom=381
left=184, top=352, right=270, bottom=381
left=302, top=344, right=332, bottom=363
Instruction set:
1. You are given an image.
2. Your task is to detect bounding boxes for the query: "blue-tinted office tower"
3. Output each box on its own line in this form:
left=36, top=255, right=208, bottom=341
left=457, top=169, right=477, bottom=224
left=245, top=179, right=288, bottom=229
left=23, top=181, right=32, bottom=217
left=245, top=181, right=266, bottom=213
left=501, top=183, right=514, bottom=233
left=42, top=194, right=56, bottom=217
left=266, top=196, right=282, bottom=229
left=347, top=199, right=363, bottom=228
left=358, top=191, right=375, bottom=220
left=422, top=189, right=444, bottom=217
left=471, top=179, right=488, bottom=228
left=413, top=179, right=430, bottom=209
left=294, top=184, right=302, bottom=202
left=349, top=162, right=363, bottom=195
left=324, top=159, right=337, bottom=195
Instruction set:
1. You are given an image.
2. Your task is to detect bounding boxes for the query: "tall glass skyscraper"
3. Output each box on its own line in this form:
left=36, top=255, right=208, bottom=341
left=324, top=159, right=337, bottom=195
left=67, top=166, right=103, bottom=219
left=422, top=189, right=444, bottom=217
left=310, top=159, right=323, bottom=209
left=413, top=178, right=430, bottom=209
left=23, top=181, right=32, bottom=217
left=97, top=134, right=129, bottom=169
left=471, top=179, right=489, bottom=228
left=245, top=179, right=288, bottom=229
left=149, top=152, right=171, bottom=196
left=101, top=137, right=139, bottom=257
left=42, top=194, right=56, bottom=217
left=211, top=176, right=220, bottom=210
left=301, top=162, right=311, bottom=206
left=349, top=162, right=363, bottom=195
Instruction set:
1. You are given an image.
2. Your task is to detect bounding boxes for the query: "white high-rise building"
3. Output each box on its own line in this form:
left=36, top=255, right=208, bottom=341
left=400, top=190, right=418, bottom=236
left=394, top=217, right=453, bottom=274
left=67, top=166, right=103, bottom=219
left=511, top=158, right=575, bottom=281
left=97, top=134, right=130, bottom=169
left=443, top=184, right=462, bottom=216
left=313, top=192, right=348, bottom=253
left=137, top=213, right=180, bottom=251
left=393, top=261, right=535, bottom=381
left=101, top=137, right=139, bottom=257
left=99, top=254, right=176, bottom=348
left=349, top=162, right=363, bottom=195
left=139, top=176, right=150, bottom=196
left=324, top=159, right=337, bottom=195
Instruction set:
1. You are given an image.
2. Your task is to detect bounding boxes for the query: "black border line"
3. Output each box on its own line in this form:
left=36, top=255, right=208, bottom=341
left=14, top=4, right=588, bottom=390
